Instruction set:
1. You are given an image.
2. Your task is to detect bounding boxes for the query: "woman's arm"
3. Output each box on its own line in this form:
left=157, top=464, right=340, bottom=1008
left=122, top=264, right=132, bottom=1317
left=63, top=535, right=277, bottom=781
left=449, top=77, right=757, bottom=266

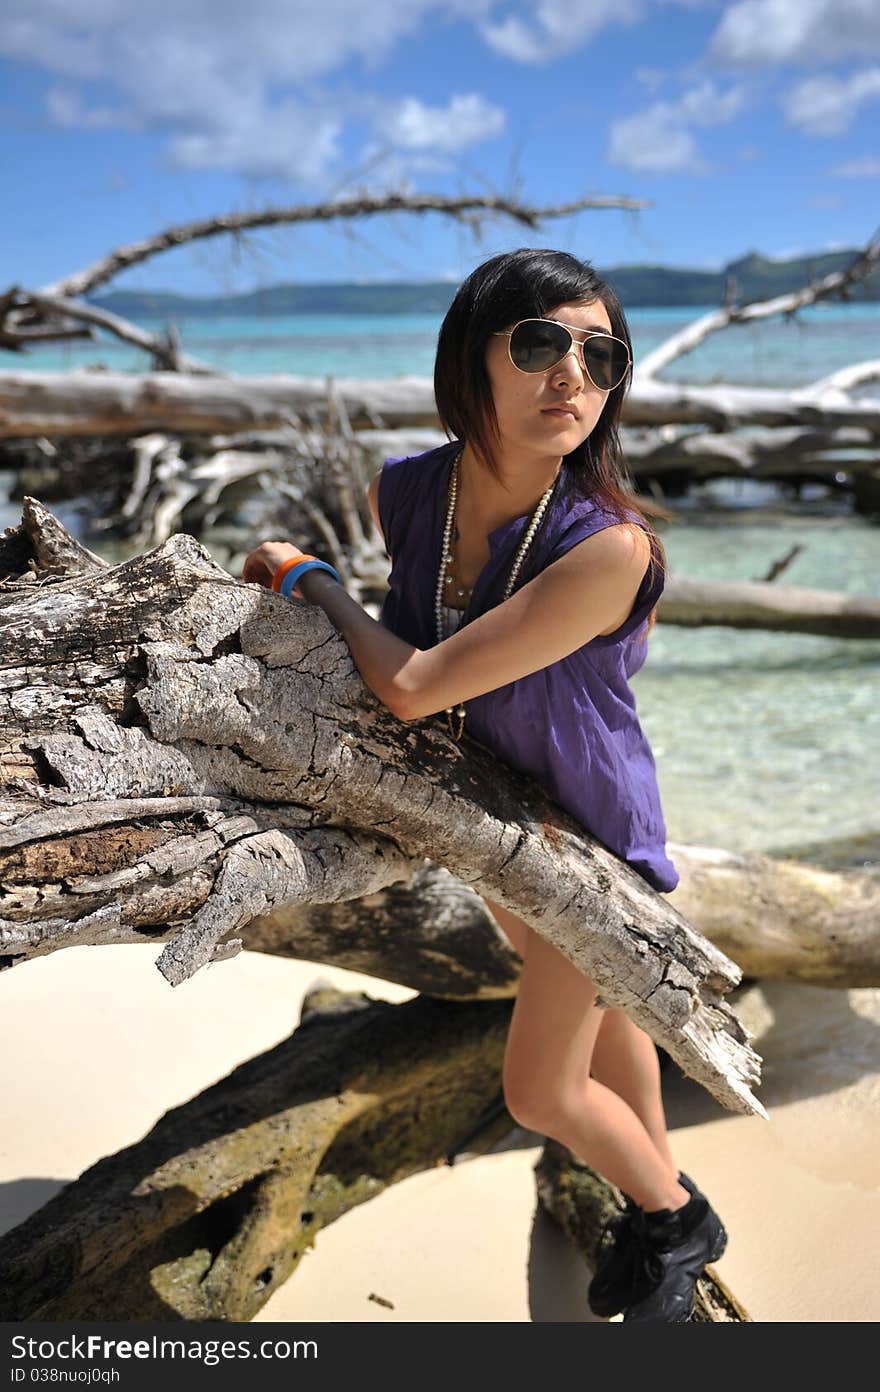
left=295, top=503, right=651, bottom=723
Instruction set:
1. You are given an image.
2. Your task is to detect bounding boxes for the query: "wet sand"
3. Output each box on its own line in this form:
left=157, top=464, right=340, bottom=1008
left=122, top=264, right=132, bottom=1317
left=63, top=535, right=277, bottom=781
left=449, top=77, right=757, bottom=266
left=1, top=945, right=877, bottom=1322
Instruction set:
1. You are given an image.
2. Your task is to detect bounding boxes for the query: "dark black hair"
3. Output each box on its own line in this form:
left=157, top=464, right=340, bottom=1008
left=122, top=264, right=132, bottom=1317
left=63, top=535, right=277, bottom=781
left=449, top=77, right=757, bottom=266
left=433, top=247, right=674, bottom=637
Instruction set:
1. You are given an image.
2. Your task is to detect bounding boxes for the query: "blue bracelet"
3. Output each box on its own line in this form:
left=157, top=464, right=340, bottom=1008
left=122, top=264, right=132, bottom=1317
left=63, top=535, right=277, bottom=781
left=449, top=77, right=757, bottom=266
left=279, top=558, right=343, bottom=599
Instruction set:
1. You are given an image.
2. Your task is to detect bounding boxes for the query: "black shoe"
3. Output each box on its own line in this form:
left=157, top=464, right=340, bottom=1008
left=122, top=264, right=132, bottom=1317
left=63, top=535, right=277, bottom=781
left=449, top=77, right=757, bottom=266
left=621, top=1191, right=728, bottom=1323
left=587, top=1172, right=700, bottom=1319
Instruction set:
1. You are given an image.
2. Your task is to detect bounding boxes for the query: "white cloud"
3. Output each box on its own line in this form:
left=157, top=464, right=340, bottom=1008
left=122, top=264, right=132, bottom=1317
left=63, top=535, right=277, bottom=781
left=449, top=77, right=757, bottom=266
left=675, top=81, right=750, bottom=124
left=608, top=110, right=705, bottom=173
left=0, top=0, right=494, bottom=184
left=372, top=94, right=505, bottom=153
left=708, top=0, right=880, bottom=67
left=478, top=0, right=713, bottom=64
left=772, top=238, right=852, bottom=257
left=607, top=80, right=748, bottom=173
left=783, top=66, right=880, bottom=134
left=480, top=0, right=642, bottom=64
left=829, top=155, right=880, bottom=176
left=45, top=85, right=139, bottom=130
left=349, top=93, right=507, bottom=189
left=167, top=101, right=345, bottom=183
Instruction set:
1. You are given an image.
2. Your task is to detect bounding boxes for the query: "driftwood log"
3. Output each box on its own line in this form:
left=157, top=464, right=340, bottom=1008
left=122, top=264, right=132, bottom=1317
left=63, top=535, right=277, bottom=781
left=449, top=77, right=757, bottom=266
left=2, top=364, right=879, bottom=439
left=4, top=812, right=876, bottom=993
left=666, top=844, right=880, bottom=989
left=657, top=573, right=880, bottom=638
left=0, top=498, right=763, bottom=1116
left=0, top=983, right=750, bottom=1322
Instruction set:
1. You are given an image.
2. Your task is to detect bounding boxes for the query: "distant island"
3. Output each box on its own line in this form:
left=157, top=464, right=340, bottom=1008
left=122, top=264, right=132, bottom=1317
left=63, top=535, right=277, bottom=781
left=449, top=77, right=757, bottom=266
left=89, top=248, right=879, bottom=317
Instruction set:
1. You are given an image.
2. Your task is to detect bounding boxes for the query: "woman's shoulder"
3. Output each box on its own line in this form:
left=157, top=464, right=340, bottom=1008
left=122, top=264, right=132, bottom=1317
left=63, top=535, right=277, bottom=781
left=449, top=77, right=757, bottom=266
left=542, top=481, right=665, bottom=647
left=546, top=489, right=638, bottom=558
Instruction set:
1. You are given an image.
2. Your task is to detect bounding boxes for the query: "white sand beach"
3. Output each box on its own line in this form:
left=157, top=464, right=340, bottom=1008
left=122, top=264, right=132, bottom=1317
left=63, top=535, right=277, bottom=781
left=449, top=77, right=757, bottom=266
left=1, top=944, right=877, bottom=1323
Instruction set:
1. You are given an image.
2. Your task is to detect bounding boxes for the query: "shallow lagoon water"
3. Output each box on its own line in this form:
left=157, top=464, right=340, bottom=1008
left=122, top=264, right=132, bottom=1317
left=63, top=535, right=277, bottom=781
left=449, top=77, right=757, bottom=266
left=636, top=501, right=879, bottom=865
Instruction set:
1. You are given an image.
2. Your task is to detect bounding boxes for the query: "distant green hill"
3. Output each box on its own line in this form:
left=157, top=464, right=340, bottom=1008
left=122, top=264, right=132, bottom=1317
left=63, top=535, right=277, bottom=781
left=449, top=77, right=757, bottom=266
left=89, top=248, right=879, bottom=317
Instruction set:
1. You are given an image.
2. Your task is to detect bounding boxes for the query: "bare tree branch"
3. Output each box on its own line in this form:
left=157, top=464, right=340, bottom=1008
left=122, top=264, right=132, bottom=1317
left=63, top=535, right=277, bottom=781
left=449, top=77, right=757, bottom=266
left=2, top=287, right=219, bottom=373
left=22, top=191, right=650, bottom=302
left=634, top=225, right=880, bottom=381
left=0, top=188, right=650, bottom=369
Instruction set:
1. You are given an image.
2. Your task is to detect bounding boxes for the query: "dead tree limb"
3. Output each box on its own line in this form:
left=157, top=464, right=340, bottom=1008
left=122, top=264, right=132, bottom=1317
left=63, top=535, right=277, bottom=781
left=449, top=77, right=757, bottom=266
left=659, top=574, right=880, bottom=638
left=0, top=191, right=649, bottom=367
left=2, top=366, right=880, bottom=439
left=39, top=193, right=651, bottom=303
left=0, top=287, right=216, bottom=372
left=633, top=225, right=880, bottom=381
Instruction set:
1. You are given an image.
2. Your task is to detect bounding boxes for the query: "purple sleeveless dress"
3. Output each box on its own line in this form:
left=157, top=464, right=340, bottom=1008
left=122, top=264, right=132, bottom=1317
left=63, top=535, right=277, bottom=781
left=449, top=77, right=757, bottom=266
left=377, top=438, right=679, bottom=893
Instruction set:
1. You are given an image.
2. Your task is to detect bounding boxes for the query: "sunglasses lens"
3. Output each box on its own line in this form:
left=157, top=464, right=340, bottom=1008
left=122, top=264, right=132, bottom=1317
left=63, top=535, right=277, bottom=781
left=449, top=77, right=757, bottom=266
left=582, top=336, right=630, bottom=390
left=508, top=319, right=572, bottom=372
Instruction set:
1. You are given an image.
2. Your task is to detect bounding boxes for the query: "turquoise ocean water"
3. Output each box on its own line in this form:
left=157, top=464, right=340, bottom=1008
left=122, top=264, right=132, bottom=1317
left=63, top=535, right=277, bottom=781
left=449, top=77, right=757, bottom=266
left=12, top=301, right=880, bottom=388
left=4, top=303, right=879, bottom=868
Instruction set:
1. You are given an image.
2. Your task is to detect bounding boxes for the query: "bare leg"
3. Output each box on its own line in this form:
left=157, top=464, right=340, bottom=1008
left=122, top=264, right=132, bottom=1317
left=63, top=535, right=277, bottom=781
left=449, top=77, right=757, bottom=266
left=486, top=896, right=679, bottom=1184
left=590, top=1008, right=679, bottom=1184
left=483, top=896, right=688, bottom=1213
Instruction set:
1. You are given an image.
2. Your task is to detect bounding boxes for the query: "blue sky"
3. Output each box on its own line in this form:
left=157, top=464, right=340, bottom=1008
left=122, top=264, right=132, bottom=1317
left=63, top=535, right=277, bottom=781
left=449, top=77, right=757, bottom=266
left=2, top=0, right=878, bottom=295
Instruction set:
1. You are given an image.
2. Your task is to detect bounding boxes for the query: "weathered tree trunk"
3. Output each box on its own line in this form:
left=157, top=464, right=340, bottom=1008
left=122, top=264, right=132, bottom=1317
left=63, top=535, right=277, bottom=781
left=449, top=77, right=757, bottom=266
left=0, top=983, right=753, bottom=1322
left=0, top=983, right=516, bottom=1320
left=5, top=827, right=876, bottom=993
left=0, top=499, right=763, bottom=1117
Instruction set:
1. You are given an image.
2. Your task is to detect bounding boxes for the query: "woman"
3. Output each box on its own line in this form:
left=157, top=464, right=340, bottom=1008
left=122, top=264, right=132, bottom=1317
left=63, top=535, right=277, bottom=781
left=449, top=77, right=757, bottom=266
left=242, top=247, right=727, bottom=1323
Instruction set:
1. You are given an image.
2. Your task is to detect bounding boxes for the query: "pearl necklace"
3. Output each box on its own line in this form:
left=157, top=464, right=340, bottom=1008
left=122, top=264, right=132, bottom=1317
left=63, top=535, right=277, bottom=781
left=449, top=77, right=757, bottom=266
left=434, top=444, right=559, bottom=741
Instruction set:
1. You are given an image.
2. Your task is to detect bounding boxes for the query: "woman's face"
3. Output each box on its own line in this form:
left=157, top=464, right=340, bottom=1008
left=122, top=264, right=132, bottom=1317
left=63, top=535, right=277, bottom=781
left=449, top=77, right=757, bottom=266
left=484, top=297, right=616, bottom=457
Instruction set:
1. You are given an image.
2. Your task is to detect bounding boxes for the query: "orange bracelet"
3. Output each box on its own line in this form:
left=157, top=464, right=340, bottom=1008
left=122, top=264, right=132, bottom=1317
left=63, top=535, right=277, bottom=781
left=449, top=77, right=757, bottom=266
left=271, top=554, right=318, bottom=594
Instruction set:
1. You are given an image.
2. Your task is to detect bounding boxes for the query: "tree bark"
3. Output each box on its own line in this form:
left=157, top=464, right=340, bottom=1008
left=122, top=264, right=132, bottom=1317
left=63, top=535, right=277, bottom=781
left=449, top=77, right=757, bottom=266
left=5, top=814, right=875, bottom=992
left=0, top=499, right=764, bottom=1117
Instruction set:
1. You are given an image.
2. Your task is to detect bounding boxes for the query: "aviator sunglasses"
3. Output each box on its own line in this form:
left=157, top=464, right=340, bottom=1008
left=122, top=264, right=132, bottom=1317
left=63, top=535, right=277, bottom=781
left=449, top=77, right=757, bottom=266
left=493, top=318, right=631, bottom=392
